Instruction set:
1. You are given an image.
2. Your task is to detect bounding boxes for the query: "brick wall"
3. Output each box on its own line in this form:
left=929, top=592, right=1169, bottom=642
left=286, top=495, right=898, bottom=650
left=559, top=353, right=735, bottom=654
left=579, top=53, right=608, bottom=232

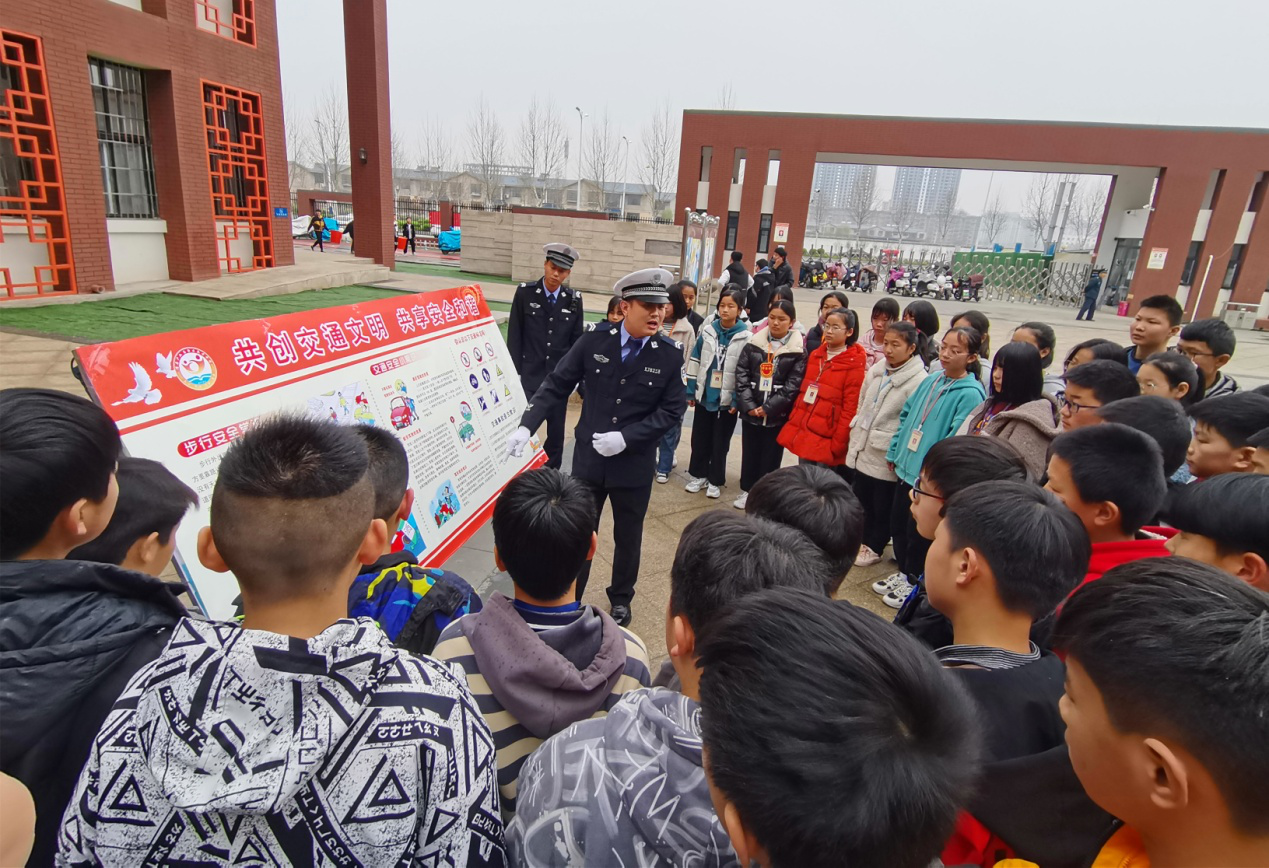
left=3, top=0, right=293, bottom=293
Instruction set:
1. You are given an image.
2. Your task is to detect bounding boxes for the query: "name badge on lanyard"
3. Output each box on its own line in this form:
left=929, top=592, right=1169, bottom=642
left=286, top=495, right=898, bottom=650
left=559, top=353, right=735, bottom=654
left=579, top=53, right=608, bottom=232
left=710, top=370, right=724, bottom=388
left=803, top=383, right=819, bottom=404
left=759, top=360, right=774, bottom=393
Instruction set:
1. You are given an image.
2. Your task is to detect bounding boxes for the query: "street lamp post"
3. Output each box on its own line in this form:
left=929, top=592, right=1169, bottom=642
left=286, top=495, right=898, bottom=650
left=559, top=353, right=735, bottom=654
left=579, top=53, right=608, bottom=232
left=620, top=135, right=630, bottom=220
left=574, top=107, right=586, bottom=211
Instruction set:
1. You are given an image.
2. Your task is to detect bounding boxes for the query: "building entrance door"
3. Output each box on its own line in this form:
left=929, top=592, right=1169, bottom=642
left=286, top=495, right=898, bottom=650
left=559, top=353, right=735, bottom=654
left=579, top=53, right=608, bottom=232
left=1104, top=238, right=1141, bottom=307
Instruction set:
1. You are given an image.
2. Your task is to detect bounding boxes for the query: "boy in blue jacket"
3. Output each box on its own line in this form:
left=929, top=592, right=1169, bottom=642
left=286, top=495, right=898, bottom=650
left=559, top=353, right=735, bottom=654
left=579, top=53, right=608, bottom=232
left=348, top=425, right=480, bottom=655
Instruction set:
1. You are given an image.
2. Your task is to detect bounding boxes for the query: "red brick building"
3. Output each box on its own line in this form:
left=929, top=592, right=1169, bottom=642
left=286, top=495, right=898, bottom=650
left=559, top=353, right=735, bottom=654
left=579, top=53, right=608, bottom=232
left=676, top=111, right=1269, bottom=319
left=1, top=0, right=294, bottom=299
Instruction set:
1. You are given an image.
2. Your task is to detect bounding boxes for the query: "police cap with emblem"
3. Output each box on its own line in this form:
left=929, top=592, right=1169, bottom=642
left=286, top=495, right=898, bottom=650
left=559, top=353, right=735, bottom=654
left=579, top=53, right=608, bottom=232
left=614, top=267, right=673, bottom=305
left=543, top=243, right=579, bottom=270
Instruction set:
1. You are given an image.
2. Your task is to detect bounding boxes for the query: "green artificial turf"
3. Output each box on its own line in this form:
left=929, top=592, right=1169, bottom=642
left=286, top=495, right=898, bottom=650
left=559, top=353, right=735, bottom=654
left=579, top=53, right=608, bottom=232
left=0, top=286, right=404, bottom=343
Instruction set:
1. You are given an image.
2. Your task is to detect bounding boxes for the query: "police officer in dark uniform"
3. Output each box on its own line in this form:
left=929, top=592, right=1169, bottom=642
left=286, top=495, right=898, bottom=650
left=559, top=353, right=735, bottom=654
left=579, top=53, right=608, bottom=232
left=507, top=243, right=585, bottom=469
left=507, top=268, right=687, bottom=626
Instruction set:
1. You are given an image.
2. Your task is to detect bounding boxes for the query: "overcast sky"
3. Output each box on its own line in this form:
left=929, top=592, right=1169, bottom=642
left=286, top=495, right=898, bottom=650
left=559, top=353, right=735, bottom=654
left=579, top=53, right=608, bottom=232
left=277, top=0, right=1268, bottom=214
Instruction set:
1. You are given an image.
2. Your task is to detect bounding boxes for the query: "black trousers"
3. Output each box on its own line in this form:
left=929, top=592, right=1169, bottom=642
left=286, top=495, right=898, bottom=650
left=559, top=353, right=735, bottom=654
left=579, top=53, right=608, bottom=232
left=853, top=471, right=898, bottom=555
left=688, top=407, right=738, bottom=486
left=524, top=377, right=568, bottom=470
left=407, top=236, right=416, bottom=254
left=574, top=478, right=653, bottom=608
left=1076, top=295, right=1098, bottom=320
left=890, top=480, right=931, bottom=578
left=311, top=232, right=323, bottom=251
left=740, top=422, right=785, bottom=491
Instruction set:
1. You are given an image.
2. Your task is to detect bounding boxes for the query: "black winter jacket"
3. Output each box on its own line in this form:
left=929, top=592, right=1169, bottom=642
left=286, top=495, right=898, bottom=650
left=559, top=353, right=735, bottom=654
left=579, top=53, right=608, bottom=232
left=734, top=328, right=807, bottom=427
left=0, top=559, right=187, bottom=866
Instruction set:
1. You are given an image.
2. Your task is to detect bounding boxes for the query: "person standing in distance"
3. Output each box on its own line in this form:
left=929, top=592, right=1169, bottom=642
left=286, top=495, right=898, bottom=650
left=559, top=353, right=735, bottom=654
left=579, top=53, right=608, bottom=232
left=507, top=268, right=688, bottom=627
left=507, top=243, right=585, bottom=469
left=770, top=245, right=795, bottom=289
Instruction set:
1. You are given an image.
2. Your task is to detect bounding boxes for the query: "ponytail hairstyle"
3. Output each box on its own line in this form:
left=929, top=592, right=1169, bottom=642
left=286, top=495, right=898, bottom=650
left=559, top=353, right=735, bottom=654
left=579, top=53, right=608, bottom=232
left=1142, top=351, right=1206, bottom=406
left=884, top=321, right=920, bottom=365
left=942, top=326, right=983, bottom=367
left=1016, top=321, right=1057, bottom=369
left=768, top=299, right=797, bottom=323
left=951, top=310, right=991, bottom=379
left=825, top=308, right=860, bottom=347
left=904, top=300, right=940, bottom=367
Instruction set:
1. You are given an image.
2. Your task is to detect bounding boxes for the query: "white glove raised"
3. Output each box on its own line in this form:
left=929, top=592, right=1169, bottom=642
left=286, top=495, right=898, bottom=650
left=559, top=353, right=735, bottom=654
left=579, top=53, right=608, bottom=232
left=591, top=431, right=627, bottom=457
left=506, top=426, right=532, bottom=457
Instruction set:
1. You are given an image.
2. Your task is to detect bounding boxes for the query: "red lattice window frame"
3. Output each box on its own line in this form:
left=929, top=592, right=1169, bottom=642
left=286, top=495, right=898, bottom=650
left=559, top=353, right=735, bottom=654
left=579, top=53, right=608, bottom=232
left=201, top=81, right=273, bottom=273
left=0, top=30, right=76, bottom=298
left=195, top=0, right=257, bottom=48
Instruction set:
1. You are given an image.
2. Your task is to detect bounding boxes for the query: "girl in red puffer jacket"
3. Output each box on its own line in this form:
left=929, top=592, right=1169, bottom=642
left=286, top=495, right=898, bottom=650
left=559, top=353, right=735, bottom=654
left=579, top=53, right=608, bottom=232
left=779, top=309, right=868, bottom=470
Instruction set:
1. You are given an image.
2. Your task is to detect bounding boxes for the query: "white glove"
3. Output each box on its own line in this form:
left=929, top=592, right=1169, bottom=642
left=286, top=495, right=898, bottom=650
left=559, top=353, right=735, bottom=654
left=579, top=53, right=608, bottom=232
left=506, top=426, right=532, bottom=457
left=591, top=431, right=627, bottom=457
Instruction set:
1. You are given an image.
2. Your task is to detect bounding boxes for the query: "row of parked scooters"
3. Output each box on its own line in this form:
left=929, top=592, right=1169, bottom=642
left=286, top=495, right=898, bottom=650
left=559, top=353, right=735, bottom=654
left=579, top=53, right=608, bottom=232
left=800, top=259, right=985, bottom=301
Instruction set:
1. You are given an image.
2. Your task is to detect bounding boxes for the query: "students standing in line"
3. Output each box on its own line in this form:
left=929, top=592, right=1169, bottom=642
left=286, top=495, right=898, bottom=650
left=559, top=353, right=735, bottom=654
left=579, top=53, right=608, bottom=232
left=685, top=289, right=752, bottom=499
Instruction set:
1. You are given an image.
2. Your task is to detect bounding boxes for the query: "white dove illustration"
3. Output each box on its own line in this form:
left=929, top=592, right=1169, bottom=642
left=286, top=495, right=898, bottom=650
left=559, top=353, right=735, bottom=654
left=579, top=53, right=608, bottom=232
left=155, top=352, right=178, bottom=378
left=112, top=362, right=162, bottom=406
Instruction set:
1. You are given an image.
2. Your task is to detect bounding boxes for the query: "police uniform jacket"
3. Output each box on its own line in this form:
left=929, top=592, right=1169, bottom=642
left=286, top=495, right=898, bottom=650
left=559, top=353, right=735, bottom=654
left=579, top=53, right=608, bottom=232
left=507, top=278, right=585, bottom=393
left=522, top=322, right=688, bottom=488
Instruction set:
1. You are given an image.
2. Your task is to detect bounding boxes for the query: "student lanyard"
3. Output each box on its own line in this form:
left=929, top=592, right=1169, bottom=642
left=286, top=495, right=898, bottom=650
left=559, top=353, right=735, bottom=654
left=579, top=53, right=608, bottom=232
left=914, top=374, right=957, bottom=432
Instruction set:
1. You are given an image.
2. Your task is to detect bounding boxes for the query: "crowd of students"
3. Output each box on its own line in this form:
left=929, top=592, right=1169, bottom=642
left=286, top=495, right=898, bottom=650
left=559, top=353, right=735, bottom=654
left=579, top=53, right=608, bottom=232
left=2, top=277, right=1269, bottom=866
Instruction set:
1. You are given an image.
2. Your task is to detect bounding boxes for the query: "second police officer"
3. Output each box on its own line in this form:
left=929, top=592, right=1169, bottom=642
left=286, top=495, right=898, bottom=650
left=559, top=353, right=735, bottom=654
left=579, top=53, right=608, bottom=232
left=506, top=243, right=585, bottom=469
left=507, top=268, right=687, bottom=626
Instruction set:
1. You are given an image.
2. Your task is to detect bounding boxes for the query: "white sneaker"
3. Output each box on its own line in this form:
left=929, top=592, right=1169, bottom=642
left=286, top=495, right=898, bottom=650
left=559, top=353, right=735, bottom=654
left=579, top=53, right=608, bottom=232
left=733, top=491, right=748, bottom=509
left=655, top=472, right=669, bottom=484
left=672, top=457, right=678, bottom=469
left=706, top=484, right=722, bottom=499
left=685, top=476, right=705, bottom=493
left=883, top=580, right=914, bottom=609
left=855, top=545, right=883, bottom=567
left=871, top=572, right=907, bottom=596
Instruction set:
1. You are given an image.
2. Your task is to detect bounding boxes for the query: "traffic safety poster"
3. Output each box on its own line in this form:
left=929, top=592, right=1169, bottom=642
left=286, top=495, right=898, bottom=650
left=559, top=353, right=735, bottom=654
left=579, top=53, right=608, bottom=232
left=75, top=285, right=547, bottom=619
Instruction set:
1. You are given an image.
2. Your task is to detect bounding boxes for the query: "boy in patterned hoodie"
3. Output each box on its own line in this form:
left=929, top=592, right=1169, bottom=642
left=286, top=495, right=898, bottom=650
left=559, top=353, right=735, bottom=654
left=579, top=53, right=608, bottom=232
left=58, top=416, right=506, bottom=866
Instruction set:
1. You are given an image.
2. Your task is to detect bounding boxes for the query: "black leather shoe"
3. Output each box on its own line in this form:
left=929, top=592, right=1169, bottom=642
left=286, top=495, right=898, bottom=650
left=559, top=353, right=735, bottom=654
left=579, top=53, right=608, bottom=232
left=610, top=604, right=632, bottom=627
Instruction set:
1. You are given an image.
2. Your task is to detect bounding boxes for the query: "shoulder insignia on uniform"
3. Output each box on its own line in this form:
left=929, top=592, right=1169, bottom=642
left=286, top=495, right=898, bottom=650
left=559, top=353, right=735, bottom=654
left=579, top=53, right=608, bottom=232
left=672, top=339, right=683, bottom=350
left=536, top=287, right=543, bottom=294
left=650, top=341, right=659, bottom=349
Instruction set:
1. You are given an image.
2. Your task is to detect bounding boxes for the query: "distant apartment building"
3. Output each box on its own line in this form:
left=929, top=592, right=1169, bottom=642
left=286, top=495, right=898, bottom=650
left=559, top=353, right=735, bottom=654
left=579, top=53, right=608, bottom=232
left=2, top=1, right=292, bottom=299
left=813, top=163, right=877, bottom=210
left=893, top=167, right=963, bottom=214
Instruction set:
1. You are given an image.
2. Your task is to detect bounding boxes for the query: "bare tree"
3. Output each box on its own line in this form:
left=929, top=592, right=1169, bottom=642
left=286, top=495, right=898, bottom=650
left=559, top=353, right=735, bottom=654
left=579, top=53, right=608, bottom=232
left=811, top=190, right=828, bottom=236
left=283, top=90, right=311, bottom=193
left=716, top=84, right=736, bottom=109
left=1022, top=175, right=1059, bottom=250
left=844, top=169, right=878, bottom=239
left=979, top=193, right=1008, bottom=246
left=467, top=95, right=505, bottom=202
left=390, top=130, right=410, bottom=192
left=930, top=189, right=958, bottom=244
left=312, top=83, right=348, bottom=191
left=418, top=115, right=452, bottom=200
left=518, top=96, right=568, bottom=206
left=583, top=109, right=620, bottom=212
left=890, top=195, right=918, bottom=245
left=637, top=101, right=678, bottom=214
left=1068, top=183, right=1108, bottom=250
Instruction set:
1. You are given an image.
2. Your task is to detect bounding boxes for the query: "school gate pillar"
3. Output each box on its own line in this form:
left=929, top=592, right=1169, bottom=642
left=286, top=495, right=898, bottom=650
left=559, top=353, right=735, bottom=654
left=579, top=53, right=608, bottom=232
left=342, top=0, right=395, bottom=270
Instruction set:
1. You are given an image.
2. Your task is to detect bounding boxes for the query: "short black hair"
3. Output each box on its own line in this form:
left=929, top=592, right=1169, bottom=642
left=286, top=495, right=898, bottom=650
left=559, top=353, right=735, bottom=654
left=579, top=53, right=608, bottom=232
left=872, top=297, right=900, bottom=321
left=676, top=278, right=698, bottom=292
left=352, top=425, right=410, bottom=523
left=825, top=308, right=860, bottom=347
left=818, top=290, right=849, bottom=311
left=0, top=388, right=122, bottom=560
left=1064, top=338, right=1128, bottom=370
left=1250, top=427, right=1269, bottom=449
left=670, top=512, right=833, bottom=646
left=605, top=295, right=623, bottom=316
left=921, top=435, right=1030, bottom=504
left=990, top=341, right=1044, bottom=405
left=943, top=481, right=1090, bottom=618
left=903, top=299, right=940, bottom=337
left=1050, top=423, right=1166, bottom=534
left=492, top=468, right=596, bottom=600
left=700, top=589, right=980, bottom=868
left=1167, top=473, right=1269, bottom=562
left=769, top=285, right=795, bottom=307
left=1094, top=396, right=1192, bottom=477
left=774, top=245, right=787, bottom=258
left=755, top=258, right=769, bottom=270
left=767, top=299, right=797, bottom=322
left=1016, top=321, right=1057, bottom=369
left=942, top=325, right=983, bottom=358
left=68, top=458, right=197, bottom=566
left=885, top=321, right=919, bottom=349
left=1187, top=392, right=1269, bottom=448
left=1178, top=317, right=1236, bottom=357
left=730, top=250, right=743, bottom=262
left=211, top=415, right=374, bottom=593
left=1141, top=351, right=1205, bottom=405
left=1138, top=293, right=1183, bottom=327
left=746, top=465, right=864, bottom=591
left=950, top=310, right=991, bottom=358
left=665, top=283, right=689, bottom=321
left=718, top=287, right=748, bottom=311
left=1053, top=558, right=1269, bottom=835
left=1063, top=360, right=1141, bottom=405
